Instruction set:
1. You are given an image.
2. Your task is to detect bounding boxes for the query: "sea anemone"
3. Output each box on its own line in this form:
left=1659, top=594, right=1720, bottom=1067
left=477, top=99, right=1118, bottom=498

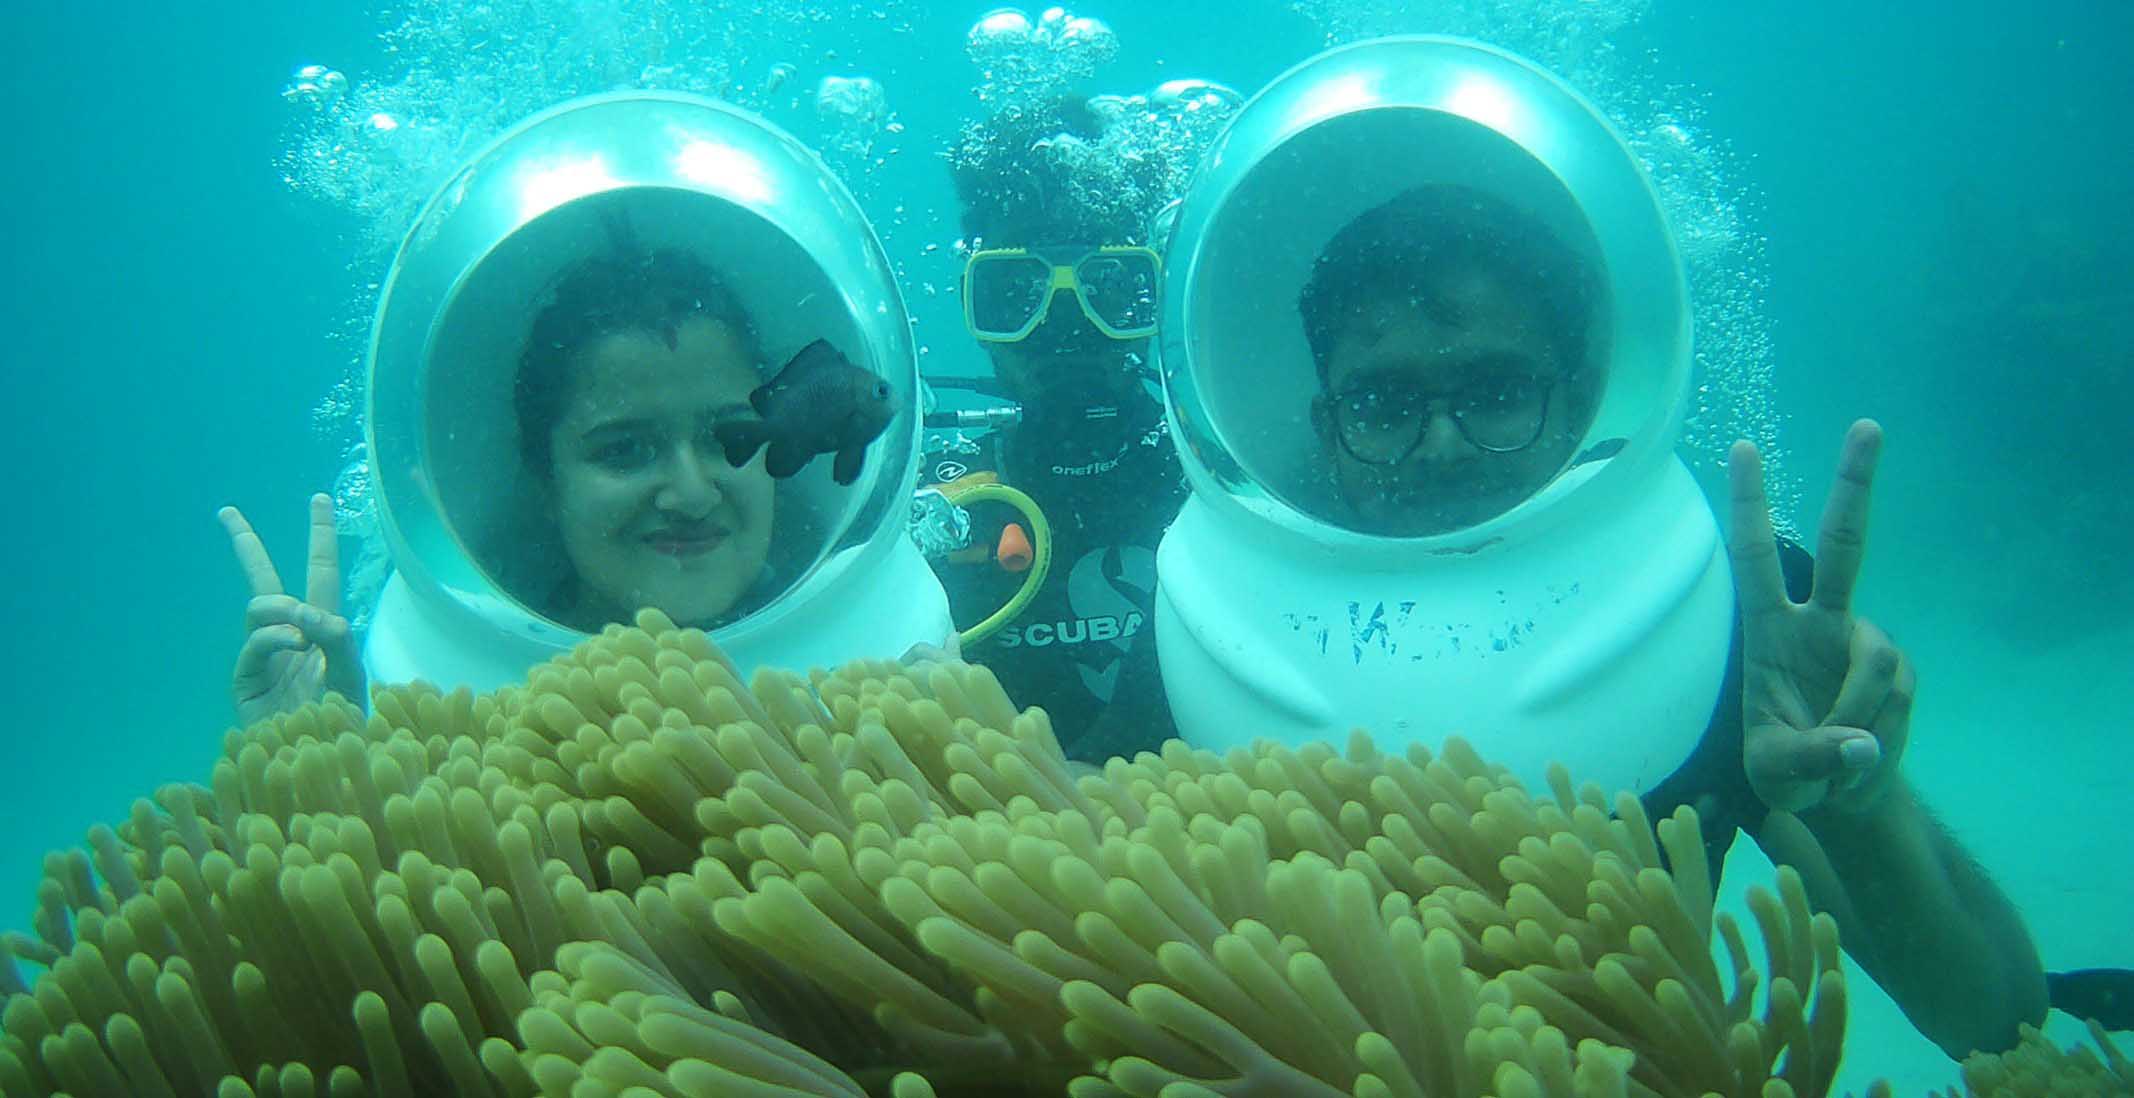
left=0, top=609, right=2098, bottom=1096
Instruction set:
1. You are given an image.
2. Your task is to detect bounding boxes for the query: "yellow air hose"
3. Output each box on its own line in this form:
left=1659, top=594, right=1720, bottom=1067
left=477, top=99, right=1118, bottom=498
left=935, top=479, right=1052, bottom=647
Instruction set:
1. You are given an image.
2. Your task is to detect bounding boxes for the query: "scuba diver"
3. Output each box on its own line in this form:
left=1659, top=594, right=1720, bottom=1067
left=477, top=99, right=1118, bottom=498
left=1150, top=36, right=2134, bottom=1057
left=925, top=95, right=1190, bottom=763
left=219, top=92, right=948, bottom=725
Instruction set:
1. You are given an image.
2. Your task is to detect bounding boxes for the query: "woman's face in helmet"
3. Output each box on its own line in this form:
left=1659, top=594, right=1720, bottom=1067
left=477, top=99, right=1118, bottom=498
left=1319, top=268, right=1600, bottom=536
left=545, top=315, right=775, bottom=628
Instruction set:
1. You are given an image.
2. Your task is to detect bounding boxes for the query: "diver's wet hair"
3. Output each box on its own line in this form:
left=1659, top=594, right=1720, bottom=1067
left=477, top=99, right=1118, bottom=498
left=949, top=96, right=1172, bottom=247
left=516, top=249, right=760, bottom=472
left=1298, top=184, right=1602, bottom=383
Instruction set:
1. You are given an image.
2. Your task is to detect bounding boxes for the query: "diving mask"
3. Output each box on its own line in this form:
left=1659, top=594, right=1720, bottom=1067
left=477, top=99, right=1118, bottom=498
left=962, top=244, right=1162, bottom=342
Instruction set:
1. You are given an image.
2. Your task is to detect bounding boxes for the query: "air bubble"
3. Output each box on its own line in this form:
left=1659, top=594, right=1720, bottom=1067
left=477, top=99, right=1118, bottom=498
left=281, top=64, right=348, bottom=107
left=1058, top=17, right=1117, bottom=64
left=968, top=7, right=1034, bottom=57
left=815, top=75, right=886, bottom=125
left=964, top=6, right=1122, bottom=106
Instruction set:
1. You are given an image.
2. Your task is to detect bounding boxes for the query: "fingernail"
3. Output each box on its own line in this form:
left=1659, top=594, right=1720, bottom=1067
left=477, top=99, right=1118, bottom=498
left=1840, top=737, right=1878, bottom=768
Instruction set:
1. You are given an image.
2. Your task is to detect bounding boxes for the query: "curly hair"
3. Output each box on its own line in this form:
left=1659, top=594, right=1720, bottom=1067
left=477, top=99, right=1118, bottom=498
left=514, top=248, right=761, bottom=472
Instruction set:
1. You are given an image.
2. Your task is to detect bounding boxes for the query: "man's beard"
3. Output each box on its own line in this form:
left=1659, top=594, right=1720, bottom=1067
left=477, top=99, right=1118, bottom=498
left=1019, top=338, right=1150, bottom=414
left=1350, top=461, right=1521, bottom=535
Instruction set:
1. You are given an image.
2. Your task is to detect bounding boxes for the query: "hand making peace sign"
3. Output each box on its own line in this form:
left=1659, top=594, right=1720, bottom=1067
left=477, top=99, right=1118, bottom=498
left=1728, top=419, right=1914, bottom=815
left=219, top=493, right=367, bottom=726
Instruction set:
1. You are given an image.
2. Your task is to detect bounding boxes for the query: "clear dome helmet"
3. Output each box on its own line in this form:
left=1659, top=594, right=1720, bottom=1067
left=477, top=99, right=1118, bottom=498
left=365, top=91, right=949, bottom=691
left=1154, top=37, right=1734, bottom=795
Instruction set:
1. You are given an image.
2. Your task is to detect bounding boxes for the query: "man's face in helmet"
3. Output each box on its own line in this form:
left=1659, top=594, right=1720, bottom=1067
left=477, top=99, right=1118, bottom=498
left=1316, top=267, right=1601, bottom=536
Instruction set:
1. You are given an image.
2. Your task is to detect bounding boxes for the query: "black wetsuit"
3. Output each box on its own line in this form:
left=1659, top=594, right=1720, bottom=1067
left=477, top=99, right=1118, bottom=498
left=927, top=391, right=1189, bottom=764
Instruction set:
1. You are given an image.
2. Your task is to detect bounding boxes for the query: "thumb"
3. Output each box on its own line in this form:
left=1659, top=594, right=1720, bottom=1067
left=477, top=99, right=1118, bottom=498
left=1766, top=725, right=1882, bottom=788
left=235, top=625, right=306, bottom=693
left=311, top=610, right=368, bottom=704
left=306, top=607, right=361, bottom=664
left=294, top=646, right=329, bottom=699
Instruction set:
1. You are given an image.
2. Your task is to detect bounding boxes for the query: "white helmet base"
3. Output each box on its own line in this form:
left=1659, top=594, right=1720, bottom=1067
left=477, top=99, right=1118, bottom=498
left=1156, top=453, right=1733, bottom=796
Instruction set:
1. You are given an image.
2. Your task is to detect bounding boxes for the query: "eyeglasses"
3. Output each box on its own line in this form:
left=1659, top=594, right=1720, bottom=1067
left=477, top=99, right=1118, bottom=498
left=962, top=244, right=1162, bottom=343
left=1317, top=369, right=1560, bottom=465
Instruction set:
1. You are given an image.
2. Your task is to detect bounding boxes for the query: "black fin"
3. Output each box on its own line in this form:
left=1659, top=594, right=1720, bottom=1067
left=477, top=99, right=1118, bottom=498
left=2049, top=968, right=2134, bottom=1031
left=714, top=420, right=771, bottom=468
left=765, top=438, right=811, bottom=478
left=833, top=445, right=865, bottom=486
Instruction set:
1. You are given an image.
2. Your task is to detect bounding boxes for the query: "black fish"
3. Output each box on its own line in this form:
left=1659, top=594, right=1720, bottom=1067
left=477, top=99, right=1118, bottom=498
left=714, top=338, right=893, bottom=485
left=2049, top=968, right=2134, bottom=1032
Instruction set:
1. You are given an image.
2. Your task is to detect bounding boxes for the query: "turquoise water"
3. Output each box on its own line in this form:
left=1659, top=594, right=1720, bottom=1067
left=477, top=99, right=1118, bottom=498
left=1, top=1, right=2127, bottom=1091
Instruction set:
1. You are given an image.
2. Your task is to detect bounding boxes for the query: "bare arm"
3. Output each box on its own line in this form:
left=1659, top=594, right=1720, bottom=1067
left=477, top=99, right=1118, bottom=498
left=1769, top=778, right=2046, bottom=1058
left=1726, top=423, right=2046, bottom=1058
